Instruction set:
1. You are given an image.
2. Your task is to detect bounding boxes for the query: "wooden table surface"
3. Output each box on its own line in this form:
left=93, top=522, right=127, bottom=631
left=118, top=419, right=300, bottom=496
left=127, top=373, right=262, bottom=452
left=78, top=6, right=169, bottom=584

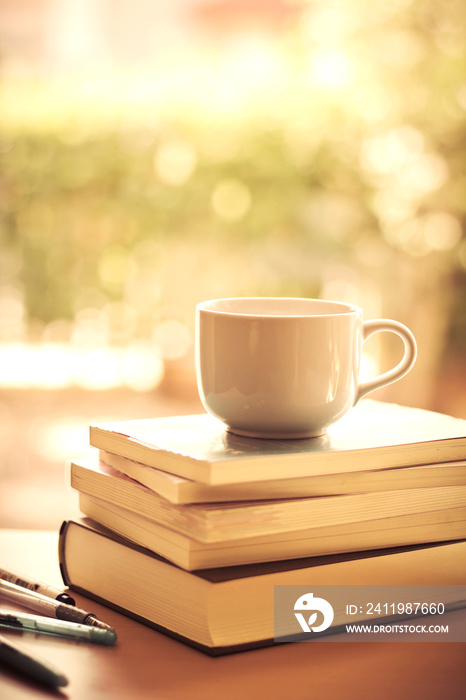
left=0, top=529, right=465, bottom=700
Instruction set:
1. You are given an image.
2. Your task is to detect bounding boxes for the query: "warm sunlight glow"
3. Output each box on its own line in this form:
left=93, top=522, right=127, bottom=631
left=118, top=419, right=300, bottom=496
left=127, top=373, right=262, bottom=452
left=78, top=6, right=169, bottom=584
left=152, top=320, right=192, bottom=361
left=155, top=139, right=198, bottom=186
left=0, top=343, right=164, bottom=391
left=310, top=50, right=353, bottom=90
left=0, top=0, right=464, bottom=406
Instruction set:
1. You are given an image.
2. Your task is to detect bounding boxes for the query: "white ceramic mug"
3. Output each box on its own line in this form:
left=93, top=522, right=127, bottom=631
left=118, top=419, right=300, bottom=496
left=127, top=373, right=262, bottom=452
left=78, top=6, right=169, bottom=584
left=195, top=297, right=417, bottom=439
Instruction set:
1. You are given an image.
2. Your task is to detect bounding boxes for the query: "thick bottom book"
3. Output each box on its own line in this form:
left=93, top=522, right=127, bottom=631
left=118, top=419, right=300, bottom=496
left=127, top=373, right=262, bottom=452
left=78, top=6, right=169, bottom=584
left=59, top=519, right=466, bottom=655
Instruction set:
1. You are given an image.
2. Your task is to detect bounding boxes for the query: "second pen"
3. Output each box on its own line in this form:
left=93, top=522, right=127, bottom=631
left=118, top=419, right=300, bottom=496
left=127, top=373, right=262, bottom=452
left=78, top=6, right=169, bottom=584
left=0, top=579, right=115, bottom=632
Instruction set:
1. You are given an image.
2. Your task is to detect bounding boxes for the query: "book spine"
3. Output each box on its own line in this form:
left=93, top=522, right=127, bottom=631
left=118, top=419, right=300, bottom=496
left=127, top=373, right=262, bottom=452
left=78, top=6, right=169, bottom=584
left=58, top=520, right=72, bottom=589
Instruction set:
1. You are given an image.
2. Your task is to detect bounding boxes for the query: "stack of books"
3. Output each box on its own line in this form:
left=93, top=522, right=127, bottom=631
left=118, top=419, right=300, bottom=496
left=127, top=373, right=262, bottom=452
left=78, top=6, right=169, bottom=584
left=59, top=399, right=466, bottom=654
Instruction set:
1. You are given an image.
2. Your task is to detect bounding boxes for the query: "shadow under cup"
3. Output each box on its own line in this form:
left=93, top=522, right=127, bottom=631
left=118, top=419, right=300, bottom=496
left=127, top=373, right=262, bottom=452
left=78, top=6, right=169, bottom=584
left=195, top=298, right=417, bottom=439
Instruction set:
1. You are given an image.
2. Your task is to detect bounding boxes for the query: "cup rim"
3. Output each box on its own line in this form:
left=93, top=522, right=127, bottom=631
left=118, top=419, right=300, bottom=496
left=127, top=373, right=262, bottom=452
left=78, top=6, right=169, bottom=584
left=196, top=297, right=361, bottom=318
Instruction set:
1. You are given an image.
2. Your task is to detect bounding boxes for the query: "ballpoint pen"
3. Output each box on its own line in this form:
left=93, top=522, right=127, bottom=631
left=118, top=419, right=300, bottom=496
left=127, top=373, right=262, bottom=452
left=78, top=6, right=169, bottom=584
left=0, top=609, right=117, bottom=645
left=0, top=579, right=115, bottom=632
left=0, top=633, right=68, bottom=688
left=0, top=567, right=75, bottom=605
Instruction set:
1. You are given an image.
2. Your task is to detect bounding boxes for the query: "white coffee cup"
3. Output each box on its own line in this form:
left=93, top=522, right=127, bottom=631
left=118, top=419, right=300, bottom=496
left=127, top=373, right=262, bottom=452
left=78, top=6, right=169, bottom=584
left=195, top=297, right=417, bottom=439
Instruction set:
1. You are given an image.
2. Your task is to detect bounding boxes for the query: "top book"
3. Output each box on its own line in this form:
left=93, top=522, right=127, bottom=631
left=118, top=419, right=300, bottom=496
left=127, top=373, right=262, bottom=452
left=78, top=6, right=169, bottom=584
left=89, top=400, right=466, bottom=486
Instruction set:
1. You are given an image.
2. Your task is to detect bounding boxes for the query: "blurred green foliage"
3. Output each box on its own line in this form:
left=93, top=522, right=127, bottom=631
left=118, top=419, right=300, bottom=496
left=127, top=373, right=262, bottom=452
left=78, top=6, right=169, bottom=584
left=0, top=0, right=465, bottom=389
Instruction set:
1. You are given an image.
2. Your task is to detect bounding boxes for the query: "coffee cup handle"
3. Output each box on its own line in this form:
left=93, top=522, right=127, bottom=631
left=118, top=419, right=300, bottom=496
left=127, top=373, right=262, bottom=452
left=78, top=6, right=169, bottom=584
left=355, top=319, right=417, bottom=404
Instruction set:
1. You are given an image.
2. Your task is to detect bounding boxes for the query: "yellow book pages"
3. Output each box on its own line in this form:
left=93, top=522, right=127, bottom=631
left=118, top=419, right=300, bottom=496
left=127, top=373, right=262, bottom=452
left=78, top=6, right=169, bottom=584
left=68, top=457, right=466, bottom=542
